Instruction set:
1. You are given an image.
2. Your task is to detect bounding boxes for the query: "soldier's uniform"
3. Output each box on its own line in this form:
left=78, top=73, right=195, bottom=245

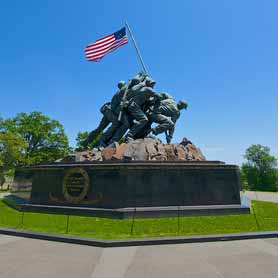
left=102, top=76, right=142, bottom=143
left=132, top=92, right=173, bottom=139
left=83, top=81, right=127, bottom=147
left=149, top=98, right=181, bottom=143
left=83, top=74, right=156, bottom=147
left=100, top=83, right=128, bottom=143
left=125, top=81, right=156, bottom=139
left=82, top=102, right=111, bottom=148
left=100, top=75, right=148, bottom=144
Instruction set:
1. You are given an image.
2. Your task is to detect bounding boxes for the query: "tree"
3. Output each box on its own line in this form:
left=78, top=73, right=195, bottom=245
left=75, top=131, right=89, bottom=151
left=75, top=131, right=103, bottom=151
left=0, top=131, right=26, bottom=189
left=0, top=112, right=70, bottom=165
left=241, top=144, right=278, bottom=191
left=0, top=131, right=27, bottom=169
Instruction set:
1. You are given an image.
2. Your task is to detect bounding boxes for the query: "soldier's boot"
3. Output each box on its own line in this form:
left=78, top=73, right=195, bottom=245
left=126, top=103, right=149, bottom=139
left=126, top=116, right=148, bottom=140
left=166, top=134, right=172, bottom=144
left=150, top=128, right=158, bottom=136
left=105, top=141, right=118, bottom=148
left=125, top=136, right=134, bottom=143
left=146, top=129, right=156, bottom=139
left=110, top=117, right=130, bottom=143
left=100, top=141, right=108, bottom=148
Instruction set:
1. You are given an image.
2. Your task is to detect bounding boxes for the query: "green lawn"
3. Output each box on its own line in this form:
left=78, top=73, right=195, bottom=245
left=0, top=200, right=277, bottom=240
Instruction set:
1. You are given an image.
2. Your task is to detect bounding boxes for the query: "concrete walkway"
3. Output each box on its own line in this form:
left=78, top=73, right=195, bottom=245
left=243, top=191, right=278, bottom=203
left=0, top=192, right=10, bottom=199
left=0, top=235, right=277, bottom=278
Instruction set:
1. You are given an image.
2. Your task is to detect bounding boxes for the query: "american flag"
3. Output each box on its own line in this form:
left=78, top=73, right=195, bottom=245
left=84, top=27, right=128, bottom=62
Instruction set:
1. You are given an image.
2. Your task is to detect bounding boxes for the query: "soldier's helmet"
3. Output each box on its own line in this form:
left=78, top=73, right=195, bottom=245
left=177, top=100, right=188, bottom=110
left=100, top=102, right=111, bottom=113
left=158, top=92, right=173, bottom=100
left=137, top=71, right=145, bottom=77
left=117, top=80, right=126, bottom=89
left=128, top=77, right=140, bottom=88
left=145, top=77, right=156, bottom=88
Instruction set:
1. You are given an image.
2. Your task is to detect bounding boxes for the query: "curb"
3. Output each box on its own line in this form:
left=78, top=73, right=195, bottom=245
left=0, top=227, right=277, bottom=248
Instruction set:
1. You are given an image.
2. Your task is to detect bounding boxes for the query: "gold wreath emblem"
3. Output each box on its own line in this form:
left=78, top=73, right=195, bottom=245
left=63, top=168, right=89, bottom=204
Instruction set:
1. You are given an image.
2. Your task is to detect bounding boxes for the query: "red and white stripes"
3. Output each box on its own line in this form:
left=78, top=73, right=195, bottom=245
left=85, top=32, right=128, bottom=62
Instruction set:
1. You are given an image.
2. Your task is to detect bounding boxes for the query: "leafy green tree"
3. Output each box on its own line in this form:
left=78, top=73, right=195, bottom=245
left=0, top=131, right=26, bottom=189
left=0, top=112, right=70, bottom=165
left=75, top=131, right=103, bottom=151
left=0, top=131, right=27, bottom=169
left=241, top=144, right=278, bottom=191
left=75, top=131, right=90, bottom=151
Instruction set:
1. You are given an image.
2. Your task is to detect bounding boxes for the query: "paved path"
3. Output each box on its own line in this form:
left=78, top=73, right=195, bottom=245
left=0, top=192, right=10, bottom=199
left=0, top=235, right=278, bottom=278
left=243, top=191, right=278, bottom=203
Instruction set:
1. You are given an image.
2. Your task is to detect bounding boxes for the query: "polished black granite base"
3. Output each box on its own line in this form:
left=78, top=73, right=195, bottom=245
left=4, top=195, right=249, bottom=219
left=10, top=161, right=250, bottom=218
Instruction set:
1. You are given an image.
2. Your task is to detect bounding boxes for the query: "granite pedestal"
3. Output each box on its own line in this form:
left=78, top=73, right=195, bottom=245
left=8, top=161, right=249, bottom=218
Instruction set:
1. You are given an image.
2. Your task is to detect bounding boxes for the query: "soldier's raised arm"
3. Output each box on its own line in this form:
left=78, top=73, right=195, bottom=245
left=130, top=81, right=145, bottom=92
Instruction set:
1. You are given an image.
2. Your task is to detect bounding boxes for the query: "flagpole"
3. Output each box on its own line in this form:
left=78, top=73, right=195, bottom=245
left=125, top=21, right=149, bottom=75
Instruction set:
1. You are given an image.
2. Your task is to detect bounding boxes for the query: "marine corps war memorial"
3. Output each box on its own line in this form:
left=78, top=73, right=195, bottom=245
left=7, top=24, right=250, bottom=222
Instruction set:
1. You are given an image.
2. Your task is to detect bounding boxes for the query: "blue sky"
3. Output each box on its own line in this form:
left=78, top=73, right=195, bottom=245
left=0, top=0, right=277, bottom=164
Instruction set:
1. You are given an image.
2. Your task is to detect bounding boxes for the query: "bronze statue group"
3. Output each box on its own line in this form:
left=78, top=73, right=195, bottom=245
left=82, top=72, right=187, bottom=149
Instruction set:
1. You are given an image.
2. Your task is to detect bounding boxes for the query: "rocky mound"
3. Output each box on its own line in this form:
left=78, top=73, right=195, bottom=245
left=58, top=137, right=205, bottom=163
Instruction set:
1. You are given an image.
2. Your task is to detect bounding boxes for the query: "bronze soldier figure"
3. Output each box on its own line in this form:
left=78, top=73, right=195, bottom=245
left=82, top=81, right=127, bottom=148
left=149, top=98, right=188, bottom=143
left=82, top=72, right=187, bottom=148
left=124, top=77, right=157, bottom=141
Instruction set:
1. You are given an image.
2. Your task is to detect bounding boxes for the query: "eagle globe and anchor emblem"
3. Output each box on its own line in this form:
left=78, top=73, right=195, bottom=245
left=63, top=168, right=89, bottom=204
